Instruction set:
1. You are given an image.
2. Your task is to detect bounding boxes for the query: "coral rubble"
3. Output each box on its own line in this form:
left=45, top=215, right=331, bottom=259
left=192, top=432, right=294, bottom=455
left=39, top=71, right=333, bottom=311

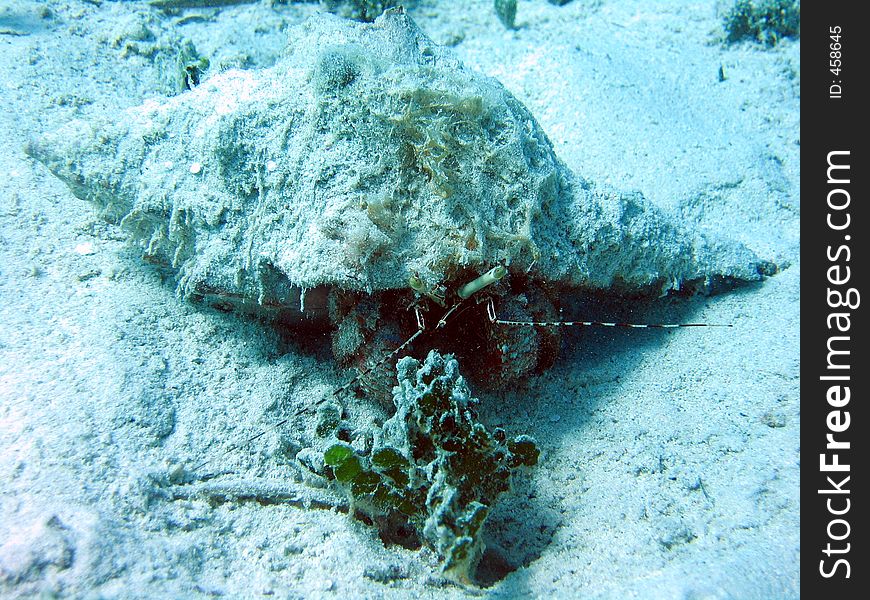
left=323, top=351, right=538, bottom=584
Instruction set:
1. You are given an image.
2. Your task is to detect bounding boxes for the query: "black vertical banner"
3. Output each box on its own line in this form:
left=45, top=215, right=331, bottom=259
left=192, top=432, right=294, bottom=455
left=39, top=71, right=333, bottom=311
left=803, top=2, right=867, bottom=597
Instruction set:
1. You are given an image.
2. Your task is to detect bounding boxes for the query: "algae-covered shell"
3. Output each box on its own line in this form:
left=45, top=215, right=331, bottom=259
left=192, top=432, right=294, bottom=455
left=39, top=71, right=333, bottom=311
left=26, top=10, right=770, bottom=317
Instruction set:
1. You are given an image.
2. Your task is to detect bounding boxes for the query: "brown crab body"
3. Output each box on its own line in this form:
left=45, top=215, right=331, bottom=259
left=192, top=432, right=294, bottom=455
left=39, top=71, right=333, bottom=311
left=325, top=278, right=561, bottom=403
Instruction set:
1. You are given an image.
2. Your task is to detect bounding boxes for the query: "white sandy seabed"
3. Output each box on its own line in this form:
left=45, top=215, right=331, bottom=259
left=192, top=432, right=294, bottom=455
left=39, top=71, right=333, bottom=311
left=0, top=1, right=799, bottom=598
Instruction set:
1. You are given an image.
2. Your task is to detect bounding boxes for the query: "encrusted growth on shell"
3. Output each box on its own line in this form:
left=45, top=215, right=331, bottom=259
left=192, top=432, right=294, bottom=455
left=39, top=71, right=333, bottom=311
left=26, top=11, right=772, bottom=318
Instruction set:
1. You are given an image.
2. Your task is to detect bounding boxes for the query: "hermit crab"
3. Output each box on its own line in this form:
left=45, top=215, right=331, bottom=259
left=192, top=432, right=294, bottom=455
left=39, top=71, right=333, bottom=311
left=326, top=265, right=561, bottom=401
left=326, top=259, right=745, bottom=407
left=26, top=10, right=772, bottom=399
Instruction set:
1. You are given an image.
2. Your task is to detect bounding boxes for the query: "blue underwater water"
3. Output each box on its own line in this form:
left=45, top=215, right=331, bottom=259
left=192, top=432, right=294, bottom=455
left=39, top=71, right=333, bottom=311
left=0, top=1, right=799, bottom=597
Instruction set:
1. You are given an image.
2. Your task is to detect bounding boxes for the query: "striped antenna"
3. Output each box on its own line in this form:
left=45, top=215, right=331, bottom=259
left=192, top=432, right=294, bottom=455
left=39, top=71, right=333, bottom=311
left=485, top=298, right=733, bottom=329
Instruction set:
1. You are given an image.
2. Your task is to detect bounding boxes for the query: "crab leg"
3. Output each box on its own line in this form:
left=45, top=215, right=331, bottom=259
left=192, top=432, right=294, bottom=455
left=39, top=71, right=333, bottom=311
left=333, top=307, right=428, bottom=397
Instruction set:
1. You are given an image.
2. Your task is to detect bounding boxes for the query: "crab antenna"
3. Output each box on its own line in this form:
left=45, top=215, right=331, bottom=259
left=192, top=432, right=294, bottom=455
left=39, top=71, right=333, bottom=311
left=192, top=413, right=300, bottom=472
left=485, top=298, right=733, bottom=328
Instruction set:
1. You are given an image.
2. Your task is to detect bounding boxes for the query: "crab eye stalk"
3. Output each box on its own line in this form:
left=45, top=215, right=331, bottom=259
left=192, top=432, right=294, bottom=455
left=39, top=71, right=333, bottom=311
left=457, top=265, right=507, bottom=299
left=409, top=274, right=446, bottom=306
left=408, top=275, right=426, bottom=292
